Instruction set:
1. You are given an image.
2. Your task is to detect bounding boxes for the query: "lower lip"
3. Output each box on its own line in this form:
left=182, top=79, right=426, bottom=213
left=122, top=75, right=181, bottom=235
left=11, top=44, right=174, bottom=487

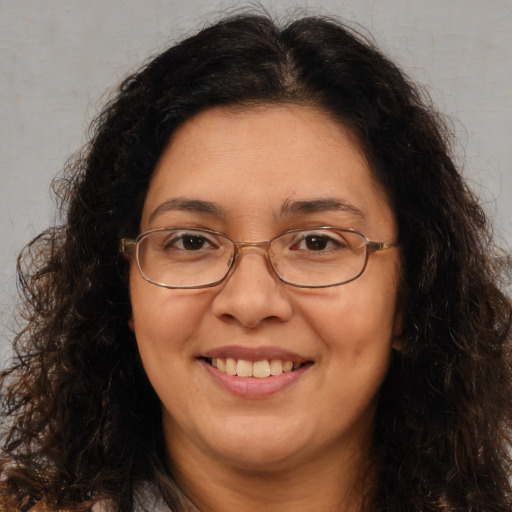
left=200, top=359, right=312, bottom=399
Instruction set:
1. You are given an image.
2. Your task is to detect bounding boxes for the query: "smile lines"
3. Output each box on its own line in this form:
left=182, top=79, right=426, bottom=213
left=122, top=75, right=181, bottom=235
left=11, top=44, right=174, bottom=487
left=207, top=357, right=304, bottom=378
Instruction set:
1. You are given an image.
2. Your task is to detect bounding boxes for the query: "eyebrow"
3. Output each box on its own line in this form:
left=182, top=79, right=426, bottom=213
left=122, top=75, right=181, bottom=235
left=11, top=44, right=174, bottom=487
left=148, top=197, right=366, bottom=224
left=280, top=198, right=366, bottom=220
left=148, top=198, right=226, bottom=223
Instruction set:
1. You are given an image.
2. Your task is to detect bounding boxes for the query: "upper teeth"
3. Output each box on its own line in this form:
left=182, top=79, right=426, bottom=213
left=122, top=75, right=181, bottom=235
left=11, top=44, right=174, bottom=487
left=211, top=358, right=300, bottom=378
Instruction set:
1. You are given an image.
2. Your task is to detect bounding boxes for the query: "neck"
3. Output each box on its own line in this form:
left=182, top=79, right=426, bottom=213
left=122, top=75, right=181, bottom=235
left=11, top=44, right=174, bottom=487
left=166, top=433, right=374, bottom=512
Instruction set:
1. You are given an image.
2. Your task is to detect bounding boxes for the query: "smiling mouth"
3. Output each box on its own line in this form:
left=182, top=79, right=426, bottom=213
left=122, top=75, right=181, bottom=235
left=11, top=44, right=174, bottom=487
left=204, top=357, right=309, bottom=378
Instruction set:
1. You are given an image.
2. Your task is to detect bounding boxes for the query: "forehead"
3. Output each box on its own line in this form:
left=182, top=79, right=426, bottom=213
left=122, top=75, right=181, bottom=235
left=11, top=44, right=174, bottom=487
left=142, top=104, right=396, bottom=237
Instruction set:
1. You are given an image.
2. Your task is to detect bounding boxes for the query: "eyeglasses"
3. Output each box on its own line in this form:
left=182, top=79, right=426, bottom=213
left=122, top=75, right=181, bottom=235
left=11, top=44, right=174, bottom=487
left=120, top=226, right=397, bottom=289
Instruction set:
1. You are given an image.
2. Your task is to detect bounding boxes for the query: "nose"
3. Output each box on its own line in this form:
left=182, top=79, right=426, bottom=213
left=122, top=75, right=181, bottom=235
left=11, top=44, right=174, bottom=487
left=211, top=247, right=293, bottom=329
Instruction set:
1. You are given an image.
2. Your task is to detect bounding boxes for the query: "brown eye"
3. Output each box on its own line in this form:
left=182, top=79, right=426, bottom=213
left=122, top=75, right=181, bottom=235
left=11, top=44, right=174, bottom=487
left=304, top=235, right=329, bottom=251
left=180, top=235, right=208, bottom=250
left=163, top=232, right=218, bottom=251
left=289, top=231, right=347, bottom=252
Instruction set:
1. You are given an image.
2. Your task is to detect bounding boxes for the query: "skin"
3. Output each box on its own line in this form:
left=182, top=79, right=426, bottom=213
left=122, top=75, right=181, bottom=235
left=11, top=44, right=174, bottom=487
left=128, top=104, right=402, bottom=511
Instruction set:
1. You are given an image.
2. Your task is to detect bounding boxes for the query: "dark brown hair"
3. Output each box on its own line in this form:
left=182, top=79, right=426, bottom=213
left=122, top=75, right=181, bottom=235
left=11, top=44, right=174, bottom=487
left=1, top=13, right=511, bottom=512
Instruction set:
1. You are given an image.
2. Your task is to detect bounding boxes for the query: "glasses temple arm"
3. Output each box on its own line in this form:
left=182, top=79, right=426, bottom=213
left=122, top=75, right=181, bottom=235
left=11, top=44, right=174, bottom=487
left=120, top=239, right=137, bottom=256
left=367, top=241, right=398, bottom=253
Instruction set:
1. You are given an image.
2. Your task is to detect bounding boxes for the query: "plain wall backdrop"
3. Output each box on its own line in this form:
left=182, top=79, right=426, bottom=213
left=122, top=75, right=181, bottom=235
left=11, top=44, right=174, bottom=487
left=1, top=0, right=511, bottom=365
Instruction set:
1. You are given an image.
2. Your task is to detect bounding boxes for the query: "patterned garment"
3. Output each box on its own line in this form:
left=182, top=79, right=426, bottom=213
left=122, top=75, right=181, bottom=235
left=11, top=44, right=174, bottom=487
left=91, top=484, right=173, bottom=512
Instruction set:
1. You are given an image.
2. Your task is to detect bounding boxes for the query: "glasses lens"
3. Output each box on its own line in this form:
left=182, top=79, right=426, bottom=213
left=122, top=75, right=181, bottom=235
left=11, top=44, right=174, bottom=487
left=270, top=228, right=367, bottom=287
left=137, top=229, right=234, bottom=288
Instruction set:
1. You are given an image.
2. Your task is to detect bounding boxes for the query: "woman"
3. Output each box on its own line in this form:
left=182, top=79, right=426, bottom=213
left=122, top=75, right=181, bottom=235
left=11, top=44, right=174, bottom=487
left=1, top=13, right=511, bottom=512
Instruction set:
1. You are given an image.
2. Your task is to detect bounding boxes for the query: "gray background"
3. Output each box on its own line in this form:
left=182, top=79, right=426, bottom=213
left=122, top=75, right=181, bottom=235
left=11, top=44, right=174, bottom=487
left=1, top=0, right=511, bottom=366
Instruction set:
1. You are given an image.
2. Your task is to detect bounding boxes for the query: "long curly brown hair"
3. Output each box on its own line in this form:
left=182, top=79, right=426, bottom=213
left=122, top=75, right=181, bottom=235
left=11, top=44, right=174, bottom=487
left=1, top=13, right=511, bottom=512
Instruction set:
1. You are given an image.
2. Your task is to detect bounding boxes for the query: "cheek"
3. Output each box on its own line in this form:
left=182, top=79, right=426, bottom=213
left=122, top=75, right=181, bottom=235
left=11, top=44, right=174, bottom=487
left=308, top=293, right=395, bottom=345
left=128, top=276, right=215, bottom=415
left=292, top=282, right=398, bottom=441
left=300, top=275, right=400, bottom=360
left=128, top=272, right=211, bottom=362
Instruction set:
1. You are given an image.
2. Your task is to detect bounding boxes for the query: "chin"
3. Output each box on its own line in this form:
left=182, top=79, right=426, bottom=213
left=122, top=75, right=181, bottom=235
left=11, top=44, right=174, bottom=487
left=202, top=417, right=314, bottom=471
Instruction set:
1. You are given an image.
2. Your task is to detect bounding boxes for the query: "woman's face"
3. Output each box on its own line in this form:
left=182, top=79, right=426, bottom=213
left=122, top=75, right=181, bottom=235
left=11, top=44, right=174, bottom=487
left=129, top=105, right=401, bottom=474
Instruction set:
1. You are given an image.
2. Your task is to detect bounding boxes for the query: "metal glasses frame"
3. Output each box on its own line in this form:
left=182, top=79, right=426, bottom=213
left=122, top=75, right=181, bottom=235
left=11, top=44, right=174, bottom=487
left=120, top=226, right=397, bottom=289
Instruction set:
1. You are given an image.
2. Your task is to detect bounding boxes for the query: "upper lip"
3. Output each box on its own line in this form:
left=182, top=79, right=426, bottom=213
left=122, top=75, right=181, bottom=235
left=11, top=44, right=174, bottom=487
left=201, top=345, right=310, bottom=363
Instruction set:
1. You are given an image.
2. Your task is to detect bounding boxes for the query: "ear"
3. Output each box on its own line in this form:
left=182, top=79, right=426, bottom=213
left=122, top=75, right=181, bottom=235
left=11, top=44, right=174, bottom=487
left=128, top=315, right=135, bottom=331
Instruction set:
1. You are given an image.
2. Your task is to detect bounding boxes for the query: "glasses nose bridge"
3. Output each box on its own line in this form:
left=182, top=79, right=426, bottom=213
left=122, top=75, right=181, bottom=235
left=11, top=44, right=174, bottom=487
left=234, top=239, right=271, bottom=249
left=232, top=239, right=272, bottom=259
left=228, top=239, right=278, bottom=282
left=230, top=239, right=277, bottom=273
